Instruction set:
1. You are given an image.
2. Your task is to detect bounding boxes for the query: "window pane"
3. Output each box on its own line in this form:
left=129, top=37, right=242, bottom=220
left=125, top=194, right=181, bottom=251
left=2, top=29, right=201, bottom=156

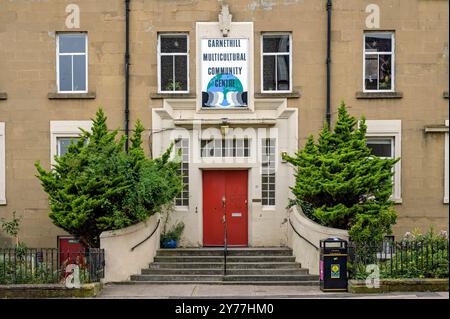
left=277, top=55, right=290, bottom=91
left=175, top=138, right=189, bottom=207
left=263, top=35, right=290, bottom=53
left=366, top=139, right=393, bottom=158
left=263, top=55, right=276, bottom=91
left=379, top=54, right=392, bottom=90
left=57, top=137, right=78, bottom=156
left=235, top=146, right=243, bottom=157
left=160, top=55, right=174, bottom=91
left=261, top=139, right=276, bottom=206
left=200, top=139, right=250, bottom=158
left=365, top=55, right=378, bottom=90
left=59, top=34, right=86, bottom=53
left=73, top=55, right=86, bottom=91
left=59, top=55, right=72, bottom=91
left=214, top=140, right=222, bottom=157
left=160, top=35, right=187, bottom=53
left=224, top=139, right=233, bottom=157
left=365, top=33, right=392, bottom=52
left=174, top=55, right=188, bottom=91
left=203, top=140, right=214, bottom=157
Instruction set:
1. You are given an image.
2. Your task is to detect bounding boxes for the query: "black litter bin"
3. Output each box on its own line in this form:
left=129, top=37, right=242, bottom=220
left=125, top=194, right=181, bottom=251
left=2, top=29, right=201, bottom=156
left=320, top=237, right=348, bottom=292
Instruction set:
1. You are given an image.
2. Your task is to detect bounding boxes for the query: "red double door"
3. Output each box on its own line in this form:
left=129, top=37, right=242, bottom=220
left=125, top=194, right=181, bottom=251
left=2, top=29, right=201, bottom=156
left=202, top=170, right=248, bottom=247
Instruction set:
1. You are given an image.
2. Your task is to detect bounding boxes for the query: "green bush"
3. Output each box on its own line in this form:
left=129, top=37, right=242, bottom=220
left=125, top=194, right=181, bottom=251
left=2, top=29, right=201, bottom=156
left=0, top=257, right=96, bottom=284
left=283, top=102, right=398, bottom=244
left=35, top=108, right=183, bottom=247
left=350, top=229, right=449, bottom=279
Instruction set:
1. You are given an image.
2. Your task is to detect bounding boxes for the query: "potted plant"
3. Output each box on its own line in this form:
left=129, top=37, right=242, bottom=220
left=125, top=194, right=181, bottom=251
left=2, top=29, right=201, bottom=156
left=160, top=221, right=185, bottom=248
left=165, top=80, right=183, bottom=92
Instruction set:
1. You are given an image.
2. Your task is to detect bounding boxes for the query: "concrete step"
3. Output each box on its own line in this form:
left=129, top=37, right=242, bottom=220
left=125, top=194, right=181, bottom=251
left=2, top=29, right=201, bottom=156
left=142, top=268, right=224, bottom=275
left=130, top=274, right=318, bottom=282
left=223, top=275, right=319, bottom=282
left=129, top=248, right=318, bottom=286
left=156, top=248, right=293, bottom=257
left=153, top=256, right=296, bottom=263
left=123, top=280, right=319, bottom=286
left=141, top=268, right=309, bottom=275
left=130, top=274, right=223, bottom=282
left=149, top=262, right=302, bottom=269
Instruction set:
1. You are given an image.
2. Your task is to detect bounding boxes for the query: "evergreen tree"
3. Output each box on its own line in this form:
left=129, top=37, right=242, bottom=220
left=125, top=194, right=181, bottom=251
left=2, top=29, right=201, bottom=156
left=35, top=109, right=182, bottom=247
left=284, top=102, right=398, bottom=244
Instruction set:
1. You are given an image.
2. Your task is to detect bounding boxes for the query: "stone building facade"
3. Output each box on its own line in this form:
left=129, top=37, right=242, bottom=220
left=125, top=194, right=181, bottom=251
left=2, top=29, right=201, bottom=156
left=0, top=0, right=448, bottom=248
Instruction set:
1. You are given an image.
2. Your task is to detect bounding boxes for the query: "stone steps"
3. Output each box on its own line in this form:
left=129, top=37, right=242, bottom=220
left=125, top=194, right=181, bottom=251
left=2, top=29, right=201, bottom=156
left=122, top=280, right=320, bottom=286
left=130, top=274, right=319, bottom=282
left=142, top=268, right=310, bottom=275
left=126, top=247, right=319, bottom=286
left=149, top=262, right=302, bottom=269
left=154, top=255, right=297, bottom=263
left=157, top=248, right=293, bottom=256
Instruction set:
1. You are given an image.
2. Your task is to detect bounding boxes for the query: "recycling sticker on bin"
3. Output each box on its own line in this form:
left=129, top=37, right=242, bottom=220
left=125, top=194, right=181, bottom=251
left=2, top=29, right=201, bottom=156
left=331, top=264, right=340, bottom=279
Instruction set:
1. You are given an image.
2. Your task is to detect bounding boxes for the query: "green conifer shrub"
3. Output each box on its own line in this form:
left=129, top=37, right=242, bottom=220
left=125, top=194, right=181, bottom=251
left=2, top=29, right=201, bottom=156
left=35, top=109, right=183, bottom=247
left=284, top=102, right=399, bottom=244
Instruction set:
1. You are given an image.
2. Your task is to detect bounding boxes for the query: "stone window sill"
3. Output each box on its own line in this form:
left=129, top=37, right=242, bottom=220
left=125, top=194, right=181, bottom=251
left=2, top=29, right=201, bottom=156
left=150, top=93, right=196, bottom=99
left=48, top=92, right=96, bottom=99
left=0, top=92, right=7, bottom=100
left=255, top=91, right=301, bottom=99
left=356, top=91, right=403, bottom=99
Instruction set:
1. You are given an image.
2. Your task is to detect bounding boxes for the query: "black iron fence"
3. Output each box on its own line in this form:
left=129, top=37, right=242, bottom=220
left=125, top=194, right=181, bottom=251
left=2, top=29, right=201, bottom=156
left=0, top=248, right=105, bottom=285
left=348, top=239, right=449, bottom=280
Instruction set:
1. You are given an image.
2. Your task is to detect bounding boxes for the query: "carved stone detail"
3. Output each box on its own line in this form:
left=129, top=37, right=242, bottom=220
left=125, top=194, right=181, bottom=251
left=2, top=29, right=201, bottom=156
left=219, top=3, right=232, bottom=37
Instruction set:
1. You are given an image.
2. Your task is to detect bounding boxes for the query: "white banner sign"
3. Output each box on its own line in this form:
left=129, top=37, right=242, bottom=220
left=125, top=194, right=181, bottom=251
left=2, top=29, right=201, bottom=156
left=201, top=38, right=248, bottom=108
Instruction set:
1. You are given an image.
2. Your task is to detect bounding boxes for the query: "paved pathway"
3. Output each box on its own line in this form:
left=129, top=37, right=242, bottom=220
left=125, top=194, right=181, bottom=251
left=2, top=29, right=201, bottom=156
left=98, top=284, right=448, bottom=299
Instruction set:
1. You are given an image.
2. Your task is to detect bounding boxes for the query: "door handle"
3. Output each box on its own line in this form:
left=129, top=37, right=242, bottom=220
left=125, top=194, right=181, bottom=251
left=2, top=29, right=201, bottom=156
left=222, top=195, right=226, bottom=208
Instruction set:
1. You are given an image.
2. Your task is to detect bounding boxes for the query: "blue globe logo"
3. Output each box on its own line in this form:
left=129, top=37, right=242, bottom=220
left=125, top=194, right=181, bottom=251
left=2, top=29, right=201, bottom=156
left=206, top=73, right=244, bottom=107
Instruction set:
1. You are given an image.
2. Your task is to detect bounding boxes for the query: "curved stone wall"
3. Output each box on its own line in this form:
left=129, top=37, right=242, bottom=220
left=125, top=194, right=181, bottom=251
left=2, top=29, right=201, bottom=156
left=287, top=206, right=349, bottom=275
left=100, top=213, right=160, bottom=283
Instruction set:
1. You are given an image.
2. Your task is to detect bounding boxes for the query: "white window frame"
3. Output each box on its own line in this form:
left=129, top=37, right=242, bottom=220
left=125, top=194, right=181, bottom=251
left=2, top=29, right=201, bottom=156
left=261, top=138, right=277, bottom=208
left=56, top=32, right=88, bottom=94
left=365, top=120, right=402, bottom=203
left=261, top=32, right=292, bottom=94
left=174, top=138, right=189, bottom=208
left=363, top=32, right=395, bottom=93
left=444, top=120, right=449, bottom=204
left=157, top=33, right=189, bottom=94
left=0, top=123, right=5, bottom=205
left=50, top=121, right=92, bottom=166
left=200, top=138, right=251, bottom=158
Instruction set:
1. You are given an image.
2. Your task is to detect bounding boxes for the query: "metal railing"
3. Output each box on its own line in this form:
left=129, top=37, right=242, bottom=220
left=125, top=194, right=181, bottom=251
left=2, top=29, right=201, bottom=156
left=131, top=218, right=161, bottom=251
left=348, top=239, right=449, bottom=279
left=222, top=196, right=228, bottom=277
left=0, top=248, right=105, bottom=285
left=288, top=218, right=319, bottom=251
